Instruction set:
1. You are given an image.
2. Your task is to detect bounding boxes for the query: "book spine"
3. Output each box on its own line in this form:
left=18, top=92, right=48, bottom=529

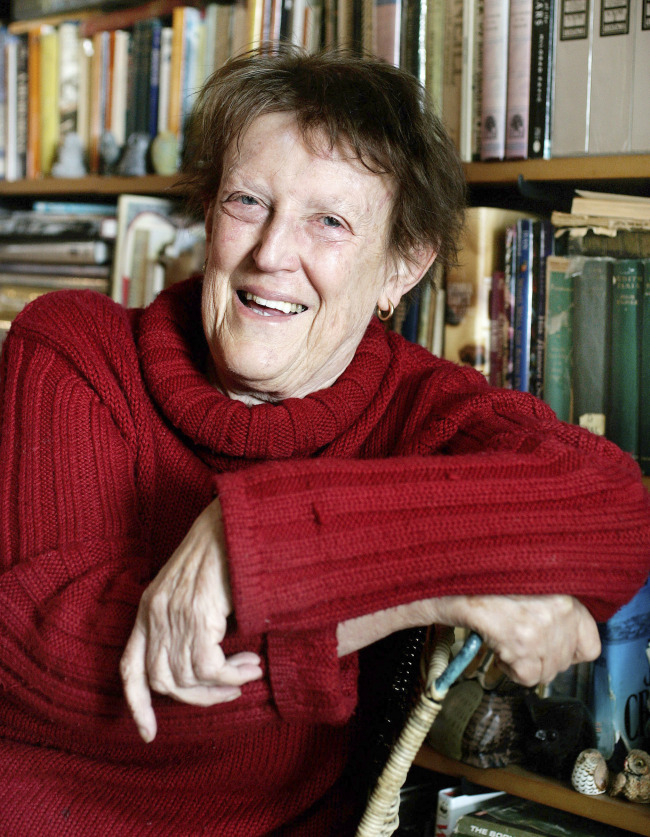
left=58, top=20, right=79, bottom=139
left=458, top=3, right=478, bottom=163
left=550, top=0, right=593, bottom=157
left=489, top=269, right=507, bottom=386
left=454, top=812, right=540, bottom=837
left=148, top=19, right=163, bottom=139
left=374, top=0, right=402, bottom=67
left=572, top=257, right=613, bottom=436
left=504, top=222, right=516, bottom=388
left=26, top=28, right=41, bottom=179
left=14, top=34, right=29, bottom=181
left=441, top=0, right=463, bottom=150
left=0, top=28, right=7, bottom=182
left=513, top=217, right=533, bottom=391
left=157, top=25, right=173, bottom=135
left=531, top=218, right=551, bottom=397
left=504, top=0, right=532, bottom=160
left=39, top=25, right=60, bottom=176
left=424, top=0, right=446, bottom=110
left=640, top=259, right=650, bottom=475
left=480, top=0, right=510, bottom=160
left=631, top=0, right=650, bottom=152
left=588, top=0, right=634, bottom=154
left=608, top=258, right=642, bottom=458
left=542, top=256, right=572, bottom=422
left=526, top=0, right=553, bottom=158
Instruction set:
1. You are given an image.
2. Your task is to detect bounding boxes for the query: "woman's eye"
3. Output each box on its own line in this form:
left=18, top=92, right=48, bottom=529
left=238, top=195, right=258, bottom=206
left=322, top=216, right=342, bottom=228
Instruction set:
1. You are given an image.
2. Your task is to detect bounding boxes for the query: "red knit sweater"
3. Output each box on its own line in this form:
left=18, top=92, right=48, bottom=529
left=0, top=278, right=648, bottom=836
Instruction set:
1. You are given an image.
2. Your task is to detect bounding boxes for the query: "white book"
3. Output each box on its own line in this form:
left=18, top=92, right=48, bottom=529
left=5, top=33, right=16, bottom=183
left=550, top=0, right=594, bottom=157
left=76, top=37, right=93, bottom=154
left=480, top=0, right=510, bottom=160
left=58, top=20, right=80, bottom=139
left=110, top=30, right=129, bottom=147
left=631, top=0, right=650, bottom=152
left=157, top=26, right=173, bottom=135
left=434, top=786, right=505, bottom=837
left=504, top=0, right=532, bottom=159
left=588, top=0, right=635, bottom=154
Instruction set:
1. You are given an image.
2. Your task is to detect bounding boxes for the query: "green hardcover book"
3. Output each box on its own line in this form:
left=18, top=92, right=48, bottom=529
left=571, top=257, right=614, bottom=437
left=453, top=793, right=629, bottom=837
left=608, top=259, right=643, bottom=458
left=639, top=259, right=650, bottom=475
left=542, top=256, right=572, bottom=422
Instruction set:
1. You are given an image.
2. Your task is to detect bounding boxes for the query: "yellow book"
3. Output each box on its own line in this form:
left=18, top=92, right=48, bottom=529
left=39, top=25, right=59, bottom=176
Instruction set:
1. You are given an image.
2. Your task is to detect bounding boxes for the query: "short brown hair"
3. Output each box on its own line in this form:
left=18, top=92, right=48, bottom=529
left=181, top=44, right=466, bottom=280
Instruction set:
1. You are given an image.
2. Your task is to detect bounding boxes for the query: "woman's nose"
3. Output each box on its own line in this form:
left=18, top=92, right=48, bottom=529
left=252, top=214, right=301, bottom=274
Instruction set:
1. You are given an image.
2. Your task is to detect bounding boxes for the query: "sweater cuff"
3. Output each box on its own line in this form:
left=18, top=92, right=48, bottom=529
left=267, top=628, right=358, bottom=725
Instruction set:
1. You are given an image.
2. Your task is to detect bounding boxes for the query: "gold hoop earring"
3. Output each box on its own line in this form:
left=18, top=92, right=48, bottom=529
left=376, top=301, right=394, bottom=322
left=202, top=259, right=208, bottom=273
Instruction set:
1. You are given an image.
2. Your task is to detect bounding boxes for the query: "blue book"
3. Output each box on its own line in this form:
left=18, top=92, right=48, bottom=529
left=513, top=218, right=534, bottom=392
left=591, top=577, right=650, bottom=758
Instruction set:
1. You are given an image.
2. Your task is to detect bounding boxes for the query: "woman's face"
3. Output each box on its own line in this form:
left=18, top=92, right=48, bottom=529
left=202, top=112, right=410, bottom=403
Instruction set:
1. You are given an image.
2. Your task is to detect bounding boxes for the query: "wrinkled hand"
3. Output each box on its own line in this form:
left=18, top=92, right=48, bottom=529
left=120, top=498, right=263, bottom=743
left=337, top=593, right=601, bottom=688
left=443, top=594, right=601, bottom=687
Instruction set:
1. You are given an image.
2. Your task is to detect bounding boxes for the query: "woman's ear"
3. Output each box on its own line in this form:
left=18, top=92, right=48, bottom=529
left=378, top=246, right=438, bottom=312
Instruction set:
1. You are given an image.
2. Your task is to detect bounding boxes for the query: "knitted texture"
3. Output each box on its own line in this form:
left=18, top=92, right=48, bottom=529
left=0, top=277, right=648, bottom=836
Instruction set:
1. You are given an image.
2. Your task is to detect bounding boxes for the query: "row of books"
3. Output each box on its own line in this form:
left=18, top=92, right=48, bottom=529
left=0, top=195, right=205, bottom=343
left=468, top=0, right=650, bottom=162
left=410, top=193, right=650, bottom=476
left=3, top=0, right=648, bottom=179
left=0, top=1, right=251, bottom=180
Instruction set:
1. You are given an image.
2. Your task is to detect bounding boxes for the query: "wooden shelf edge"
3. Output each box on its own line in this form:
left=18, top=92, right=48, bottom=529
left=0, top=174, right=183, bottom=197
left=464, top=154, right=650, bottom=185
left=414, top=745, right=650, bottom=836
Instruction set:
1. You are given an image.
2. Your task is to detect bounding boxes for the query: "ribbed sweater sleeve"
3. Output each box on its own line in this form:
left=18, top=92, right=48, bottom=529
left=216, top=365, right=650, bottom=636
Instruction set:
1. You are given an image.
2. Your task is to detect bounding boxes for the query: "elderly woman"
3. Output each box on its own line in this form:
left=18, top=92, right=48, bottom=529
left=0, top=46, right=648, bottom=836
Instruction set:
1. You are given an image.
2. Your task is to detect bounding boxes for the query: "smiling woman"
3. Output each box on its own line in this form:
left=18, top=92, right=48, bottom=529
left=1, top=44, right=649, bottom=837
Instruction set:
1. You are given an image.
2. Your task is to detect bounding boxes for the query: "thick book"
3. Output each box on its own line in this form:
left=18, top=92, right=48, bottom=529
left=552, top=215, right=650, bottom=260
left=542, top=256, right=572, bottom=422
left=550, top=0, right=594, bottom=157
left=526, top=0, right=553, bottom=158
left=480, top=0, right=510, bottom=160
left=39, top=24, right=59, bottom=176
left=504, top=0, right=531, bottom=160
left=571, top=256, right=613, bottom=437
left=588, top=0, right=634, bottom=154
left=571, top=189, right=650, bottom=224
left=454, top=792, right=630, bottom=837
left=631, top=0, right=650, bottom=152
left=0, top=240, right=111, bottom=265
left=608, top=258, right=643, bottom=459
left=591, top=576, right=650, bottom=759
left=640, top=259, right=650, bottom=476
left=443, top=207, right=534, bottom=379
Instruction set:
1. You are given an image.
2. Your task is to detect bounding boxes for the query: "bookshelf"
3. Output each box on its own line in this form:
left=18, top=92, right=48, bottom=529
left=414, top=746, right=650, bottom=836
left=0, top=154, right=648, bottom=198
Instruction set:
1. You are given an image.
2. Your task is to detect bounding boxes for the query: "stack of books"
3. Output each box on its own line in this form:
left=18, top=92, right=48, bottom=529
left=0, top=200, right=116, bottom=342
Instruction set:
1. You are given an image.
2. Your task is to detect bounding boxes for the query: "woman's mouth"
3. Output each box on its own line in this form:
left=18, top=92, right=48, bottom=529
left=238, top=291, right=306, bottom=315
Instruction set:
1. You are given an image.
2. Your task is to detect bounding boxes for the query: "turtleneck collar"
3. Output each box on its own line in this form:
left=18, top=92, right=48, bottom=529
left=137, top=277, right=394, bottom=460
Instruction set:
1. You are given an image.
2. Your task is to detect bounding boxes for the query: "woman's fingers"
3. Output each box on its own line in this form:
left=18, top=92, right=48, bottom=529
left=120, top=621, right=158, bottom=743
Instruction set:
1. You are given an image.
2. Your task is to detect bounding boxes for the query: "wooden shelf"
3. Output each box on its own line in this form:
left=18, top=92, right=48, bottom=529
left=464, top=154, right=650, bottom=185
left=0, top=174, right=182, bottom=198
left=415, top=745, right=650, bottom=835
left=0, top=154, right=647, bottom=199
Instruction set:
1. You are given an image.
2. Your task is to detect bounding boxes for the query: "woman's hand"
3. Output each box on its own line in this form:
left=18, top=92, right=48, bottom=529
left=441, top=594, right=601, bottom=686
left=337, top=594, right=601, bottom=687
left=120, top=498, right=263, bottom=743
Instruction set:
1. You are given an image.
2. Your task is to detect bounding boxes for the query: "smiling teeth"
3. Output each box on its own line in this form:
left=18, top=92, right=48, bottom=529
left=245, top=292, right=305, bottom=314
